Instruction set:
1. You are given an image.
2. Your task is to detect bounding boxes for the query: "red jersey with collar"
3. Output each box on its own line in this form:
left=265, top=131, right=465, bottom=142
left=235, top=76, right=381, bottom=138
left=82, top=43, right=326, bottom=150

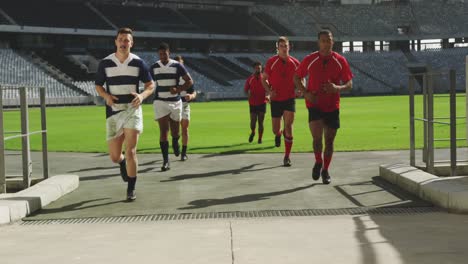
left=296, top=51, right=353, bottom=112
left=264, top=55, right=300, bottom=102
left=244, top=73, right=267, bottom=106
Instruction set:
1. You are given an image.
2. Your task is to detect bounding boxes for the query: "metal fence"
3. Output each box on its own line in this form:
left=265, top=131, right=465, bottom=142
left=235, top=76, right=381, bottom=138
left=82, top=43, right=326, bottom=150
left=0, top=86, right=48, bottom=193
left=409, top=69, right=461, bottom=176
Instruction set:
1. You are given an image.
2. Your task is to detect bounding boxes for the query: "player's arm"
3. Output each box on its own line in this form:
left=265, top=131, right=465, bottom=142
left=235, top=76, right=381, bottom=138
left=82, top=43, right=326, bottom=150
left=323, top=79, right=352, bottom=93
left=293, top=73, right=306, bottom=97
left=293, top=73, right=305, bottom=93
left=172, top=74, right=193, bottom=94
left=131, top=80, right=155, bottom=107
left=261, top=72, right=272, bottom=95
left=189, top=90, right=197, bottom=101
left=185, top=87, right=197, bottom=102
left=96, top=85, right=117, bottom=106
left=244, top=79, right=251, bottom=97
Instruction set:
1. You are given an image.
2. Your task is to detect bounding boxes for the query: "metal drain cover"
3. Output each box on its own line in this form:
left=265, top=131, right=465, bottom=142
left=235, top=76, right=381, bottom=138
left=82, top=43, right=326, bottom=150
left=21, top=207, right=442, bottom=225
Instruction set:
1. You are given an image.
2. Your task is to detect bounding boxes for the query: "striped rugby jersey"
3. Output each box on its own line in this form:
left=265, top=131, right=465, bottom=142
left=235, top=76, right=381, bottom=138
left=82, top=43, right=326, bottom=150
left=150, top=59, right=188, bottom=102
left=95, top=53, right=152, bottom=118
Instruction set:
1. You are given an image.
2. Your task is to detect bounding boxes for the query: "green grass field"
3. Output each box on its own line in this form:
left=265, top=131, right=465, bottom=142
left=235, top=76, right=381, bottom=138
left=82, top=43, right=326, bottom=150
left=2, top=95, right=466, bottom=153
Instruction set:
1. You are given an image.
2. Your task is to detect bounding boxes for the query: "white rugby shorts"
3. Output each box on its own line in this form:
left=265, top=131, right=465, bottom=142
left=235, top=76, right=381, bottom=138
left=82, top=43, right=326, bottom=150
left=153, top=99, right=182, bottom=121
left=106, top=106, right=143, bottom=141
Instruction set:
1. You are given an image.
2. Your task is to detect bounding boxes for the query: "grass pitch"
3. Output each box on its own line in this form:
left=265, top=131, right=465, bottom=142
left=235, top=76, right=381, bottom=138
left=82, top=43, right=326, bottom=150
left=2, top=95, right=466, bottom=153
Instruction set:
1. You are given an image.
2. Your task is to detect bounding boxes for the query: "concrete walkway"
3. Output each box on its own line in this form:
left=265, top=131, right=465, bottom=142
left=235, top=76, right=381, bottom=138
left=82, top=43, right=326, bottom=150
left=2, top=213, right=468, bottom=264
left=4, top=150, right=433, bottom=220
left=2, top=149, right=468, bottom=263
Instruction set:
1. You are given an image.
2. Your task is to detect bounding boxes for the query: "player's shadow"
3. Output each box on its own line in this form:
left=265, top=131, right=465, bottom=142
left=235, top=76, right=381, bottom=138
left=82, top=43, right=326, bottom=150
left=200, top=145, right=276, bottom=158
left=29, top=198, right=126, bottom=216
left=189, top=142, right=251, bottom=151
left=93, top=153, right=109, bottom=157
left=161, top=163, right=282, bottom=182
left=68, top=166, right=117, bottom=173
left=178, top=183, right=317, bottom=210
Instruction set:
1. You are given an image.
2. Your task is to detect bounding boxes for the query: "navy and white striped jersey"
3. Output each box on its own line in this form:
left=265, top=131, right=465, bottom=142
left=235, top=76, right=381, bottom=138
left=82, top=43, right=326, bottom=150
left=150, top=59, right=188, bottom=102
left=95, top=53, right=152, bottom=118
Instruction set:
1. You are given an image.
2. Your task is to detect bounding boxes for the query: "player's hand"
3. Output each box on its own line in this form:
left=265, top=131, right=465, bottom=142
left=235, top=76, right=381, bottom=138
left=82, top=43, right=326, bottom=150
left=131, top=92, right=143, bottom=108
left=170, top=86, right=179, bottom=94
left=184, top=94, right=192, bottom=102
left=265, top=95, right=270, bottom=103
left=322, top=82, right=338, bottom=93
left=304, top=91, right=317, bottom=104
left=104, top=94, right=118, bottom=106
left=269, top=90, right=277, bottom=99
left=296, top=89, right=304, bottom=98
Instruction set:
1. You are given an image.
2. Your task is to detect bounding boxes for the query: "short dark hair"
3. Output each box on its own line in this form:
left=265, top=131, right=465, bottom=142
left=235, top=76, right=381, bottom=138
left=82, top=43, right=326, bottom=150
left=318, top=29, right=332, bottom=39
left=116, top=27, right=133, bottom=38
left=158, top=42, right=170, bottom=51
left=252, top=61, right=261, bottom=68
left=174, top=55, right=183, bottom=62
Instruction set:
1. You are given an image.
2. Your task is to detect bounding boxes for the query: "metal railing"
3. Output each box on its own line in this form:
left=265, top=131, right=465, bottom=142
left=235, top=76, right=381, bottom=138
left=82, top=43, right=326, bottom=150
left=0, top=86, right=48, bottom=193
left=409, top=69, right=460, bottom=176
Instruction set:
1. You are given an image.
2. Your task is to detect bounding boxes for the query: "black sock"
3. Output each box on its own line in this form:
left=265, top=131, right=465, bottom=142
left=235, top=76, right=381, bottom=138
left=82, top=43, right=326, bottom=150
left=160, top=141, right=169, bottom=162
left=119, top=158, right=126, bottom=167
left=182, top=145, right=187, bottom=155
left=172, top=137, right=180, bottom=147
left=127, top=177, right=136, bottom=191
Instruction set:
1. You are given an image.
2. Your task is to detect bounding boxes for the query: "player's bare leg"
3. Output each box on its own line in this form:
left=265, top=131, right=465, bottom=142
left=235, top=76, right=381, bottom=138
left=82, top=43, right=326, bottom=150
left=272, top=117, right=282, bottom=147
left=108, top=133, right=128, bottom=182
left=158, top=115, right=171, bottom=171
left=282, top=110, right=294, bottom=166
left=322, top=126, right=337, bottom=184
left=310, top=120, right=324, bottom=181
left=123, top=128, right=139, bottom=201
left=249, top=113, right=257, bottom=143
left=257, top=112, right=265, bottom=144
left=169, top=118, right=180, bottom=157
left=181, top=119, right=189, bottom=161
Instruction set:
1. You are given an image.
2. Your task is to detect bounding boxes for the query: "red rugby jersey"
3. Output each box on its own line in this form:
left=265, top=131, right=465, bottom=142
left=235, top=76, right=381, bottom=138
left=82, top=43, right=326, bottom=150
left=264, top=55, right=300, bottom=102
left=296, top=51, right=353, bottom=112
left=244, top=73, right=267, bottom=106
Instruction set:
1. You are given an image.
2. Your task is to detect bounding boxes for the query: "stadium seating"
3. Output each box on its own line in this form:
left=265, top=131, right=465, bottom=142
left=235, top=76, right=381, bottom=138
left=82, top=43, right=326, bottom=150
left=94, top=4, right=199, bottom=32
left=1, top=0, right=111, bottom=29
left=0, top=48, right=83, bottom=100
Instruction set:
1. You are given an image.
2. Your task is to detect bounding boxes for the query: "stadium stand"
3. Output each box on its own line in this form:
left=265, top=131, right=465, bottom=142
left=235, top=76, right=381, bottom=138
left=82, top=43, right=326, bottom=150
left=255, top=4, right=317, bottom=36
left=0, top=49, right=85, bottom=100
left=1, top=0, right=111, bottom=29
left=1, top=0, right=468, bottom=104
left=94, top=3, right=199, bottom=32
left=178, top=8, right=274, bottom=35
left=411, top=48, right=468, bottom=91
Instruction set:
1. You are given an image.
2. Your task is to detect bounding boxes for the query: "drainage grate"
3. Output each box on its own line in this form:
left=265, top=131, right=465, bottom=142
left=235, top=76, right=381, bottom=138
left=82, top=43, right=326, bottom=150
left=21, top=207, right=442, bottom=225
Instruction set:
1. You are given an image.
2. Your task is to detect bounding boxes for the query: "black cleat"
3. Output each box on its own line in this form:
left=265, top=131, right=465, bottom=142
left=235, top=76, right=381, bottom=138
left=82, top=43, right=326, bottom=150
left=321, top=170, right=331, bottom=185
left=161, top=161, right=170, bottom=171
left=248, top=133, right=255, bottom=143
left=172, top=140, right=180, bottom=157
left=258, top=138, right=262, bottom=144
left=181, top=154, right=188, bottom=161
left=126, top=189, right=136, bottom=201
left=275, top=135, right=281, bottom=147
left=119, top=161, right=129, bottom=182
left=312, top=163, right=322, bottom=181
left=283, top=157, right=291, bottom=167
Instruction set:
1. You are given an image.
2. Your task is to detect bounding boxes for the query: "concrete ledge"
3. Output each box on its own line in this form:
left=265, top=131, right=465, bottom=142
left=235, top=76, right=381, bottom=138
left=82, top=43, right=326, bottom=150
left=380, top=164, right=468, bottom=213
left=0, top=174, right=79, bottom=225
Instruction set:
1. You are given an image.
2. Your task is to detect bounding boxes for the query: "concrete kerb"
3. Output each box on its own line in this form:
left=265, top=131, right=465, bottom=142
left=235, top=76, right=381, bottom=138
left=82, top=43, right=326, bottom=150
left=380, top=164, right=468, bottom=213
left=0, top=174, right=79, bottom=225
